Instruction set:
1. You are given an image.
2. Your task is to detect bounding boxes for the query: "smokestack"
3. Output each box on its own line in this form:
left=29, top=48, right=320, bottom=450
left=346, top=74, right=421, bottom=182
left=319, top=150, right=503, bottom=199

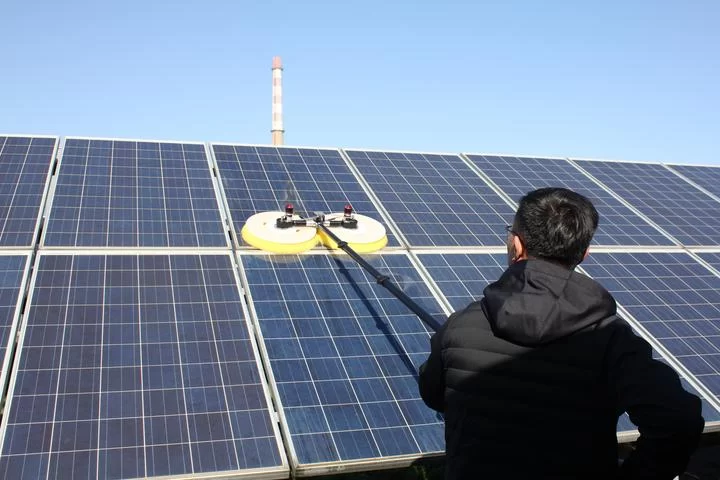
left=271, top=56, right=284, bottom=145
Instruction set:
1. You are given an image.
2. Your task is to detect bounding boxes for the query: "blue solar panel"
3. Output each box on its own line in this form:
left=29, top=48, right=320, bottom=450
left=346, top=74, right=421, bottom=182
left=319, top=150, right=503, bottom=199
left=240, top=253, right=446, bottom=473
left=575, top=160, right=720, bottom=246
left=416, top=253, right=507, bottom=311
left=212, top=145, right=399, bottom=247
left=0, top=136, right=55, bottom=247
left=697, top=253, right=720, bottom=270
left=44, top=139, right=228, bottom=248
left=344, top=150, right=515, bottom=247
left=580, top=252, right=720, bottom=409
left=0, top=254, right=287, bottom=480
left=0, top=254, right=30, bottom=396
left=667, top=164, right=720, bottom=199
left=465, top=155, right=674, bottom=246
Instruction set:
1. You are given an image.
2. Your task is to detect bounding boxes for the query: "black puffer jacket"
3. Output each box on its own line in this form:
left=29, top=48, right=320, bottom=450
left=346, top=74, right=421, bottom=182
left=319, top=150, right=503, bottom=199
left=419, top=259, right=704, bottom=480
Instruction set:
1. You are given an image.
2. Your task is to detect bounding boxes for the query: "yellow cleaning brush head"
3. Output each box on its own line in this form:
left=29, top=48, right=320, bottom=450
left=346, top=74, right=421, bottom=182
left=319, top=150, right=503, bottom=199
left=317, top=213, right=388, bottom=253
left=241, top=211, right=319, bottom=253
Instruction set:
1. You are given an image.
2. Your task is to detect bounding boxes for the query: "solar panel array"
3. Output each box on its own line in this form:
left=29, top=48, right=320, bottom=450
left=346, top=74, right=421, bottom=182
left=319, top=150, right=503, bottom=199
left=344, top=150, right=515, bottom=247
left=416, top=253, right=507, bottom=311
left=0, top=136, right=55, bottom=247
left=1, top=134, right=720, bottom=478
left=0, top=254, right=30, bottom=402
left=580, top=252, right=720, bottom=401
left=44, top=139, right=228, bottom=248
left=240, top=253, right=446, bottom=474
left=697, top=252, right=720, bottom=271
left=465, top=155, right=674, bottom=246
left=0, top=253, right=286, bottom=479
left=212, top=145, right=399, bottom=247
left=575, top=160, right=720, bottom=246
left=666, top=164, right=720, bottom=200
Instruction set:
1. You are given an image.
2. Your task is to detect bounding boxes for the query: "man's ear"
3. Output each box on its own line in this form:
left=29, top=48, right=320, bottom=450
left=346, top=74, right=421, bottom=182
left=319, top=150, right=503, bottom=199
left=579, top=247, right=590, bottom=263
left=512, top=234, right=527, bottom=261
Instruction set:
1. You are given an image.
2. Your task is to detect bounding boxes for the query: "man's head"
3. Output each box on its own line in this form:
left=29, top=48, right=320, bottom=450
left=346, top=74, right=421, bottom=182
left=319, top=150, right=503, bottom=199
left=507, top=187, right=599, bottom=269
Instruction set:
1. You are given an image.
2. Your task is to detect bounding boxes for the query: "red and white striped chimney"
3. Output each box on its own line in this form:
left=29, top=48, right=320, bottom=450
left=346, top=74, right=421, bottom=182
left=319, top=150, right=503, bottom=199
left=271, top=56, right=284, bottom=145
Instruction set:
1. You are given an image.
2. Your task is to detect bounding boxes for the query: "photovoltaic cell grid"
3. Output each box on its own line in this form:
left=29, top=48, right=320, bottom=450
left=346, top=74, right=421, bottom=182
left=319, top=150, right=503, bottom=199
left=580, top=252, right=720, bottom=408
left=344, top=150, right=515, bottom=247
left=576, top=160, right=720, bottom=246
left=0, top=255, right=28, bottom=390
left=44, top=139, right=227, bottom=248
left=240, top=253, right=447, bottom=471
left=465, top=155, right=674, bottom=246
left=0, top=254, right=286, bottom=480
left=667, top=164, right=720, bottom=200
left=212, top=145, right=399, bottom=247
left=697, top=253, right=720, bottom=272
left=415, top=253, right=720, bottom=430
left=0, top=136, right=55, bottom=247
left=416, top=253, right=507, bottom=311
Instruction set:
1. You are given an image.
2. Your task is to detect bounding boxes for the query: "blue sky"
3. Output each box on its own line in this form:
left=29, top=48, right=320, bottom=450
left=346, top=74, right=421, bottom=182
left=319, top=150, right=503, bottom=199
left=1, top=0, right=718, bottom=164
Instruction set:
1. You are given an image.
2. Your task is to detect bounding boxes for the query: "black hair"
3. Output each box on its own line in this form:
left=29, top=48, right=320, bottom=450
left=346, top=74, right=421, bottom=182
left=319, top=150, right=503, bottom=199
left=514, top=187, right=599, bottom=268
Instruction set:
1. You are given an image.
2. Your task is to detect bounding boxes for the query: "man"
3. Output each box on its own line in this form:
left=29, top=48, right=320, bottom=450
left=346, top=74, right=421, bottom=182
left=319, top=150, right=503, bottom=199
left=418, top=187, right=704, bottom=480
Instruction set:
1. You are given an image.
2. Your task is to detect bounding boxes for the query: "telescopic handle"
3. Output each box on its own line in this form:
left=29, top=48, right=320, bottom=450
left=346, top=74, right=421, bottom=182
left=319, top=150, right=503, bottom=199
left=316, top=222, right=444, bottom=332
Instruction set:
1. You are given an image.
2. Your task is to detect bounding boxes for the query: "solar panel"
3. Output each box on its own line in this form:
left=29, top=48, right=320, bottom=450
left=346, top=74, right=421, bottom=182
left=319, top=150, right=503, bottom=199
left=580, top=252, right=720, bottom=408
left=666, top=164, right=720, bottom=200
left=416, top=253, right=507, bottom=311
left=0, top=136, right=56, bottom=247
left=0, top=253, right=287, bottom=480
left=465, top=155, right=674, bottom=246
left=574, top=159, right=720, bottom=246
left=697, top=252, right=720, bottom=270
left=211, top=145, right=399, bottom=247
left=416, top=252, right=720, bottom=432
left=43, top=139, right=228, bottom=248
left=344, top=150, right=515, bottom=247
left=0, top=253, right=31, bottom=402
left=239, top=252, right=447, bottom=474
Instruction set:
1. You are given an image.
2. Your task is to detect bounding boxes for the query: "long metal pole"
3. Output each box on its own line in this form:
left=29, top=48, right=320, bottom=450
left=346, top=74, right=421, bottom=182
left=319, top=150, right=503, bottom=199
left=315, top=222, right=444, bottom=332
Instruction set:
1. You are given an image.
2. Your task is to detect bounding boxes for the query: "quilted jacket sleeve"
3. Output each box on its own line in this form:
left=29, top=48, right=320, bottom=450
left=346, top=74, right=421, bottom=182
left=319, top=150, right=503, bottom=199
left=418, top=319, right=449, bottom=413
